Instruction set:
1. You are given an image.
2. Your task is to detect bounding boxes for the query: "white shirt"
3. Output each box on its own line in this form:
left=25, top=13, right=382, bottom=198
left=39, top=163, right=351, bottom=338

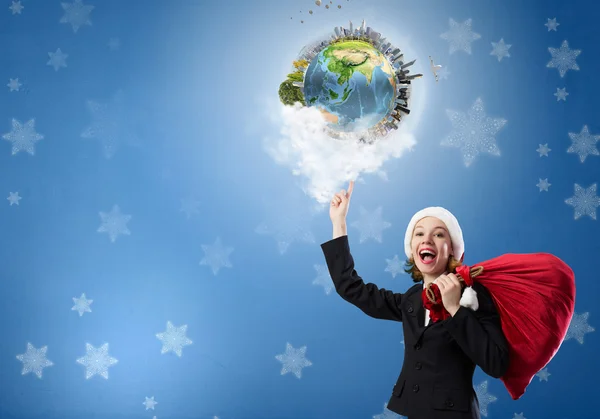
left=423, top=283, right=431, bottom=327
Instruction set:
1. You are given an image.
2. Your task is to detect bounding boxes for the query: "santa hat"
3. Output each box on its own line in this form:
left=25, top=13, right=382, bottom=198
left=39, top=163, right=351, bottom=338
left=405, top=207, right=478, bottom=311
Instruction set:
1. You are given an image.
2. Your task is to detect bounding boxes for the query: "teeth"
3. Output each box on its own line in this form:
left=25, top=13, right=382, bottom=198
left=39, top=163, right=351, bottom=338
left=420, top=249, right=436, bottom=256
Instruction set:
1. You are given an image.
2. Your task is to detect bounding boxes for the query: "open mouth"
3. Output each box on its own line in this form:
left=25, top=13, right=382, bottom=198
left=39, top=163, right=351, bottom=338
left=419, top=249, right=437, bottom=265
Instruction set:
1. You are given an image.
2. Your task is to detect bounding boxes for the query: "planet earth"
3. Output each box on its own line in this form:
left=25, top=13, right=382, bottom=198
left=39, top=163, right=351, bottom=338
left=303, top=40, right=397, bottom=132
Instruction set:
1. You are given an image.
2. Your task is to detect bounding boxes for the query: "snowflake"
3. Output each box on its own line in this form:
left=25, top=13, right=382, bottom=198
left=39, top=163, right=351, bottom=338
left=385, top=255, right=405, bottom=278
left=536, top=143, right=551, bottom=157
left=76, top=343, right=118, bottom=379
left=72, top=293, right=93, bottom=316
left=440, top=18, right=481, bottom=54
left=545, top=18, right=559, bottom=31
left=108, top=38, right=120, bottom=51
left=143, top=396, right=158, bottom=410
left=312, top=264, right=334, bottom=295
left=199, top=237, right=234, bottom=275
left=554, top=87, right=568, bottom=101
left=536, top=178, right=551, bottom=192
left=8, top=192, right=21, bottom=205
left=7, top=78, right=21, bottom=92
left=437, top=66, right=450, bottom=80
left=350, top=206, right=392, bottom=243
left=373, top=402, right=406, bottom=419
left=97, top=204, right=132, bottom=242
left=9, top=1, right=23, bottom=14
left=180, top=197, right=201, bottom=219
left=565, top=183, right=600, bottom=220
left=2, top=118, right=44, bottom=155
left=16, top=343, right=54, bottom=379
left=47, top=48, right=68, bottom=71
left=535, top=367, right=550, bottom=382
left=60, top=0, right=94, bottom=33
left=441, top=98, right=507, bottom=167
left=547, top=40, right=581, bottom=78
left=564, top=312, right=595, bottom=344
left=567, top=125, right=599, bottom=163
left=156, top=321, right=193, bottom=357
left=490, top=39, right=511, bottom=61
left=275, top=342, right=312, bottom=379
left=81, top=91, right=141, bottom=159
left=474, top=380, right=497, bottom=417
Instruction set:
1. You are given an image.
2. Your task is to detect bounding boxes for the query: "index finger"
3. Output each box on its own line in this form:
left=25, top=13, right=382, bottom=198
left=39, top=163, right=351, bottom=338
left=347, top=180, right=354, bottom=198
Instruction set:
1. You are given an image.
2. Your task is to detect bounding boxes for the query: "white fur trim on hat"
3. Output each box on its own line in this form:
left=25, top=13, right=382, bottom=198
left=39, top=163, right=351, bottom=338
left=404, top=206, right=465, bottom=262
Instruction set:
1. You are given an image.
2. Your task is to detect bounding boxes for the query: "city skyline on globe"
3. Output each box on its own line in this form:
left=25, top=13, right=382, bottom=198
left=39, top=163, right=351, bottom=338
left=278, top=20, right=423, bottom=142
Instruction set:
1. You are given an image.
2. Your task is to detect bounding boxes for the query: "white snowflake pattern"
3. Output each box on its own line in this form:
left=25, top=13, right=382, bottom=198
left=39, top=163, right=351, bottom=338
left=535, top=367, right=550, bottom=382
left=81, top=91, right=141, bottom=159
left=8, top=192, right=21, bottom=205
left=554, top=87, right=568, bottom=101
left=47, top=48, right=68, bottom=71
left=490, top=39, right=511, bottom=61
left=547, top=40, right=581, bottom=78
left=156, top=321, right=193, bottom=357
left=441, top=98, right=507, bottom=167
left=474, top=380, right=497, bottom=417
left=312, top=264, right=334, bottom=295
left=373, top=402, right=406, bottom=419
left=60, top=0, right=94, bottom=33
left=437, top=66, right=450, bottom=80
left=567, top=125, right=599, bottom=163
left=565, top=184, right=600, bottom=220
left=536, top=143, right=551, bottom=157
left=3, top=118, right=44, bottom=155
left=199, top=237, right=234, bottom=275
left=9, top=1, right=23, bottom=15
left=536, top=178, right=551, bottom=192
left=545, top=18, right=559, bottom=31
left=97, top=205, right=132, bottom=242
left=108, top=38, right=121, bottom=51
left=350, top=206, right=392, bottom=243
left=76, top=343, right=118, bottom=379
left=385, top=255, right=405, bottom=278
left=180, top=197, right=201, bottom=219
left=275, top=342, right=312, bottom=379
left=440, top=18, right=481, bottom=55
left=564, top=312, right=595, bottom=344
left=16, top=343, right=54, bottom=379
left=513, top=413, right=526, bottom=419
left=72, top=293, right=93, bottom=316
left=7, top=78, right=21, bottom=92
left=143, top=396, right=158, bottom=410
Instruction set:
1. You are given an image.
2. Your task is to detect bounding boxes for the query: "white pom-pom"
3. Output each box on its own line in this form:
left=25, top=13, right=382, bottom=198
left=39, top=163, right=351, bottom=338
left=459, top=286, right=479, bottom=311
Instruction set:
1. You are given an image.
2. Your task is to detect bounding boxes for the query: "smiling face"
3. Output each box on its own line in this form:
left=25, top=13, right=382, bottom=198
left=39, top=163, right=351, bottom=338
left=410, top=216, right=453, bottom=282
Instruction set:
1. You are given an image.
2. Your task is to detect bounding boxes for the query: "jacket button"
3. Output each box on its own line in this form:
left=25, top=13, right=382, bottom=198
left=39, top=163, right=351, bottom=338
left=445, top=400, right=454, bottom=407
left=412, top=384, right=419, bottom=392
left=415, top=362, right=422, bottom=370
left=415, top=343, right=422, bottom=350
left=407, top=306, right=414, bottom=313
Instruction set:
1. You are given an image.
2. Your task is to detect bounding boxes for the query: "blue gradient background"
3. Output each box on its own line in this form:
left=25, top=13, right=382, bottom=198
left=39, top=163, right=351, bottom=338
left=1, top=0, right=598, bottom=418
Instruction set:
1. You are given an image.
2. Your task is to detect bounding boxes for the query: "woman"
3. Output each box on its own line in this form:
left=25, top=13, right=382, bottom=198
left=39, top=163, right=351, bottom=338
left=320, top=181, right=510, bottom=419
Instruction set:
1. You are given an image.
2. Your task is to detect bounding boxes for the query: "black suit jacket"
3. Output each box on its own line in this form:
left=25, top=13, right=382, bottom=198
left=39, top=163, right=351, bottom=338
left=321, top=235, right=510, bottom=419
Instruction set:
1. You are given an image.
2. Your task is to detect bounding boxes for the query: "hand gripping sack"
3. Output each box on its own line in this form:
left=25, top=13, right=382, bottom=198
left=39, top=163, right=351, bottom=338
left=423, top=253, right=576, bottom=400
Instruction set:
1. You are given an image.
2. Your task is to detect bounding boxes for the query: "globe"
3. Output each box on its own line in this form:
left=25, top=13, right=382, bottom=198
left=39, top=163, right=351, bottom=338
left=303, top=40, right=397, bottom=133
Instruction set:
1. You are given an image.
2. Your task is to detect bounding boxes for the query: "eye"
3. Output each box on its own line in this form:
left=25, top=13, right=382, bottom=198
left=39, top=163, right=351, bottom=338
left=415, top=232, right=423, bottom=236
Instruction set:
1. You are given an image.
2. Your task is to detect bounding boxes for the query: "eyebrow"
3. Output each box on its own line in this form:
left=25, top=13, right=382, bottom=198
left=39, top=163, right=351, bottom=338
left=415, top=226, right=448, bottom=232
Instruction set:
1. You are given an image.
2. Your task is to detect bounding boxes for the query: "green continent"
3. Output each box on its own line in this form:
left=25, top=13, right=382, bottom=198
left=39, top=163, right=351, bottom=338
left=322, top=40, right=379, bottom=86
left=329, top=89, right=339, bottom=100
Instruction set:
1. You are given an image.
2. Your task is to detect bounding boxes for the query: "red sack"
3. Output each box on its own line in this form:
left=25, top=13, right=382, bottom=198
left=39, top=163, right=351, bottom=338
left=426, top=253, right=576, bottom=400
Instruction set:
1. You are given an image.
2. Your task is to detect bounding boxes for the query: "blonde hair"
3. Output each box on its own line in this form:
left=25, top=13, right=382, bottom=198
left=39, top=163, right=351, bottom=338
left=404, top=256, right=463, bottom=283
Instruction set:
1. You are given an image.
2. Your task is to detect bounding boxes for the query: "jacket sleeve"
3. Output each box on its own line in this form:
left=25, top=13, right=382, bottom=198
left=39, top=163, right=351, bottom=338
left=320, top=235, right=403, bottom=322
left=443, top=282, right=510, bottom=378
